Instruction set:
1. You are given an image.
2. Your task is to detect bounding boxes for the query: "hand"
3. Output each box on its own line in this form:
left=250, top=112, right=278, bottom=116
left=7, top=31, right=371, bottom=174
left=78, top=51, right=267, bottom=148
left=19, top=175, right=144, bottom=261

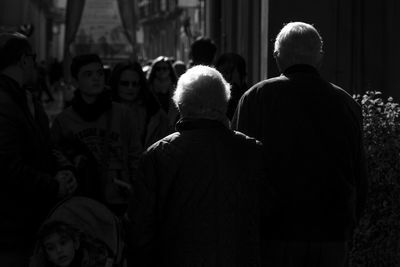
left=55, top=170, right=77, bottom=198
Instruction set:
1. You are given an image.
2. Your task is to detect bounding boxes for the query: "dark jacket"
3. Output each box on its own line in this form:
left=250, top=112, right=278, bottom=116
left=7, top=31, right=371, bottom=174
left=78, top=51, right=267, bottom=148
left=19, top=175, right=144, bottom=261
left=0, top=74, right=60, bottom=250
left=125, top=118, right=267, bottom=267
left=232, top=64, right=368, bottom=242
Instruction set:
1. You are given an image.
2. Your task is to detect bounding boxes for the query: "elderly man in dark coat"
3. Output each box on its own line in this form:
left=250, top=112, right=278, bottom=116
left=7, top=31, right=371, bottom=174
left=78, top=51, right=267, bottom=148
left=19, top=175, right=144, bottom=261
left=125, top=65, right=268, bottom=267
left=232, top=22, right=368, bottom=267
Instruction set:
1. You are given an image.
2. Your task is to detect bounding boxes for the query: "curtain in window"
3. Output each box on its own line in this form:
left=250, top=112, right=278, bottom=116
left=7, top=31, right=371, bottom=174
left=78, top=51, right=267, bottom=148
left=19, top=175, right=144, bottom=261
left=336, top=0, right=400, bottom=98
left=357, top=0, right=400, bottom=99
left=116, top=0, right=137, bottom=59
left=63, top=0, right=85, bottom=81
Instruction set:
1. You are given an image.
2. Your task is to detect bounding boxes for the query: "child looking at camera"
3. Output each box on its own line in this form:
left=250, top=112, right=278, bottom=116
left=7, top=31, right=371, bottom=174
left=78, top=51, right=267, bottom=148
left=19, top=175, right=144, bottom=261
left=36, top=221, right=109, bottom=267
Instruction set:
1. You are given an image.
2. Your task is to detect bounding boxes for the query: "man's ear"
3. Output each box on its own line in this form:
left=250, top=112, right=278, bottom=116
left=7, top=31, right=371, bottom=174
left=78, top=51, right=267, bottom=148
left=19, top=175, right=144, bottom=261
left=274, top=56, right=284, bottom=73
left=315, top=51, right=324, bottom=69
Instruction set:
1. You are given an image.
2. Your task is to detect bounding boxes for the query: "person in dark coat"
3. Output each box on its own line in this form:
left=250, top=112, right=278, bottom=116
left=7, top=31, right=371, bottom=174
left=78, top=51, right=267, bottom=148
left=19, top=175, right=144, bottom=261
left=0, top=32, right=77, bottom=266
left=124, top=65, right=267, bottom=267
left=232, top=22, right=368, bottom=267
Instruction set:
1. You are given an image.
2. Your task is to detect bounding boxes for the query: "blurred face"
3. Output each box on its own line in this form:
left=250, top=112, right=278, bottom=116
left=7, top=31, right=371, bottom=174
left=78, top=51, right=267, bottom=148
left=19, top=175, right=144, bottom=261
left=154, top=62, right=170, bottom=80
left=44, top=233, right=77, bottom=267
left=218, top=62, right=241, bottom=86
left=76, top=62, right=105, bottom=97
left=118, top=69, right=141, bottom=102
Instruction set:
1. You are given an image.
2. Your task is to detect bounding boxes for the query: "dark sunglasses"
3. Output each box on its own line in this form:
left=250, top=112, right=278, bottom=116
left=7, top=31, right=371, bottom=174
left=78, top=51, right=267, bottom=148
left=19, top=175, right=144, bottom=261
left=119, top=80, right=140, bottom=87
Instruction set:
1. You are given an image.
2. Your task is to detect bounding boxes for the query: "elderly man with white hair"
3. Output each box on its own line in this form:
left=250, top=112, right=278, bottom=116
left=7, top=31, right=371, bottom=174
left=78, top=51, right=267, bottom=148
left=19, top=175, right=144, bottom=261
left=125, top=65, right=268, bottom=267
left=232, top=22, right=367, bottom=267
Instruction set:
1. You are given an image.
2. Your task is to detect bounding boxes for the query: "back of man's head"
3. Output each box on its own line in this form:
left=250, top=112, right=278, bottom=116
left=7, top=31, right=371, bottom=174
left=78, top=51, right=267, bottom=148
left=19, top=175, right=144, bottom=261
left=70, top=53, right=103, bottom=79
left=190, top=37, right=217, bottom=66
left=273, top=22, right=323, bottom=71
left=173, top=65, right=230, bottom=121
left=0, top=32, right=32, bottom=71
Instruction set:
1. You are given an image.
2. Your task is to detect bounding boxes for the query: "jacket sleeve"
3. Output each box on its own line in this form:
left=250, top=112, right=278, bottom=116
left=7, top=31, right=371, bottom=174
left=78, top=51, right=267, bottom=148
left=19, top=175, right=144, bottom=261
left=123, top=107, right=143, bottom=180
left=124, top=151, right=157, bottom=267
left=0, top=96, right=59, bottom=198
left=50, top=115, right=66, bottom=149
left=144, top=109, right=170, bottom=150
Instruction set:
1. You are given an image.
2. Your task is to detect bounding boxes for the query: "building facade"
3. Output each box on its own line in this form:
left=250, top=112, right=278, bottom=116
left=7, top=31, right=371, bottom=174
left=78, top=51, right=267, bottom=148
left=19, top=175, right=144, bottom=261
left=136, top=0, right=205, bottom=63
left=1, top=0, right=397, bottom=98
left=136, top=0, right=267, bottom=85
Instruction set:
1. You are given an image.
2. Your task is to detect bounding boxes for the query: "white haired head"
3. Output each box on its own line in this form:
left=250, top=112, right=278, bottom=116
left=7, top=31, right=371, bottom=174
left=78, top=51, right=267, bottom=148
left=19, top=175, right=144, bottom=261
left=274, top=22, right=323, bottom=71
left=173, top=65, right=231, bottom=121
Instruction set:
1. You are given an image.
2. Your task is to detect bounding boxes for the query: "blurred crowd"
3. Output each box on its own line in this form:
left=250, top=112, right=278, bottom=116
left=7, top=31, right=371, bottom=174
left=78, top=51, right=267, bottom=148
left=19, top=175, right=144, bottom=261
left=0, top=23, right=367, bottom=267
left=39, top=37, right=248, bottom=129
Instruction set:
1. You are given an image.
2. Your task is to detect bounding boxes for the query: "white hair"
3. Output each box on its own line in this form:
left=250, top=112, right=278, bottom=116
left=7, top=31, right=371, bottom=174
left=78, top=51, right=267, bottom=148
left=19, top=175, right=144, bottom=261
left=173, top=65, right=231, bottom=120
left=274, top=22, right=323, bottom=69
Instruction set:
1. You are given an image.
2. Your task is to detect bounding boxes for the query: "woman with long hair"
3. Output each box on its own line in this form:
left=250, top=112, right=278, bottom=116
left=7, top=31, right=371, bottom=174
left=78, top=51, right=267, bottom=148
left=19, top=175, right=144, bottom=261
left=109, top=61, right=170, bottom=149
left=147, top=56, right=179, bottom=128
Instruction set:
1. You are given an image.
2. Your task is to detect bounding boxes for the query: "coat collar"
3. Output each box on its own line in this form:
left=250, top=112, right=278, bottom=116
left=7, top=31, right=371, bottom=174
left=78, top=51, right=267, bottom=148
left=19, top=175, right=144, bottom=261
left=175, top=118, right=228, bottom=132
left=283, top=64, right=320, bottom=76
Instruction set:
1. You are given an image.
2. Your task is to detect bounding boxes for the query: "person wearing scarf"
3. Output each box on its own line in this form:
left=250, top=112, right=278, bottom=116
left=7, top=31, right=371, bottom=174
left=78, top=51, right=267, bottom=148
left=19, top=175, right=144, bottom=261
left=51, top=54, right=142, bottom=217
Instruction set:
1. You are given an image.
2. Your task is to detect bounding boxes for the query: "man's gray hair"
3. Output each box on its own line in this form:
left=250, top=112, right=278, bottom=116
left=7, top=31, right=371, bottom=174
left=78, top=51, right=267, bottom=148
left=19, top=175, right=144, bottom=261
left=274, top=22, right=323, bottom=67
left=173, top=65, right=231, bottom=120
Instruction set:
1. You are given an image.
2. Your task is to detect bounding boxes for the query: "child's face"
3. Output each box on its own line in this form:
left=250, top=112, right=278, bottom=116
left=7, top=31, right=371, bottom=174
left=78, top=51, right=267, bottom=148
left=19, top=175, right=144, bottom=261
left=43, top=233, right=77, bottom=267
left=76, top=62, right=105, bottom=97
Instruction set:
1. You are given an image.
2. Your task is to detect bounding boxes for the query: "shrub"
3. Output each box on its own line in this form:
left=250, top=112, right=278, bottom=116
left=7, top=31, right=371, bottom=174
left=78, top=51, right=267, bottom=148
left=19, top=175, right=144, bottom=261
left=349, top=91, right=400, bottom=266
